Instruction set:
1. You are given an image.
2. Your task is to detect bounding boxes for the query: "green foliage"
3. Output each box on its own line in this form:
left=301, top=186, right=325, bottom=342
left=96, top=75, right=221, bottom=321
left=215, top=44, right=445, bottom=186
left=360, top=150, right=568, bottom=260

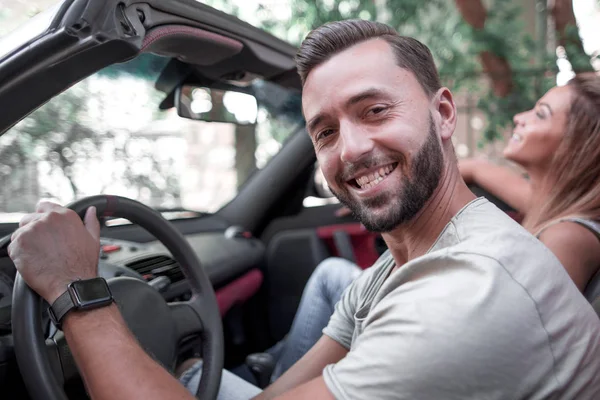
left=453, top=0, right=557, bottom=144
left=0, top=57, right=181, bottom=206
left=216, top=0, right=589, bottom=146
left=0, top=83, right=98, bottom=196
left=561, top=23, right=593, bottom=72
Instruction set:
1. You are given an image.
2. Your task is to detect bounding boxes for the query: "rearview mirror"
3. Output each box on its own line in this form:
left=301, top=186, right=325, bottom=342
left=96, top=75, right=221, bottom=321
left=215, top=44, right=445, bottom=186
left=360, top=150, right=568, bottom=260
left=175, top=85, right=258, bottom=125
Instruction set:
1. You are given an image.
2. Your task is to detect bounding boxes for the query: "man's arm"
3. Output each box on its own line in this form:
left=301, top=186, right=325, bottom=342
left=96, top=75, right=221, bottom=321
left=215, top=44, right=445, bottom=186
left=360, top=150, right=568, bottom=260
left=8, top=202, right=195, bottom=400
left=254, top=335, right=346, bottom=400
left=459, top=158, right=531, bottom=212
left=62, top=304, right=195, bottom=400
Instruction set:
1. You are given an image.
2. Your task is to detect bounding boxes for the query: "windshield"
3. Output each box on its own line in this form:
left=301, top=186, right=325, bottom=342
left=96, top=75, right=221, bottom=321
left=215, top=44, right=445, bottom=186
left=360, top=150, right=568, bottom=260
left=0, top=54, right=302, bottom=222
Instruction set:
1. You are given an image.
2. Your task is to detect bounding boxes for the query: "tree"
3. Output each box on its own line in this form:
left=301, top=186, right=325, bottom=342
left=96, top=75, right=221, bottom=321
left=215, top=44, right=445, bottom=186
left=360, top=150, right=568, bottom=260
left=207, top=0, right=591, bottom=147
left=449, top=0, right=557, bottom=143
left=0, top=65, right=183, bottom=211
left=0, top=84, right=98, bottom=209
left=550, top=0, right=590, bottom=72
left=454, top=0, right=513, bottom=97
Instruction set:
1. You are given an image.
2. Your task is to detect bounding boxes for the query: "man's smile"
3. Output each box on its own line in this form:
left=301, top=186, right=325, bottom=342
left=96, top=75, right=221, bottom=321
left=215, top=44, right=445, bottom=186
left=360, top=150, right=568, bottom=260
left=347, top=162, right=398, bottom=192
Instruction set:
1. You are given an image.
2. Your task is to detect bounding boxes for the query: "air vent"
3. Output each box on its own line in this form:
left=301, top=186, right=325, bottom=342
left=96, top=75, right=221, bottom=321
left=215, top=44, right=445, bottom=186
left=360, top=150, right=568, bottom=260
left=125, top=255, right=184, bottom=283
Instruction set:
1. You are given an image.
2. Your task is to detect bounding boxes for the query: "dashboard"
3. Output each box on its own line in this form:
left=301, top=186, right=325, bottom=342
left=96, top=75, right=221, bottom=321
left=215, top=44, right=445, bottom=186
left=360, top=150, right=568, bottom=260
left=0, top=226, right=265, bottom=334
left=0, top=222, right=266, bottom=396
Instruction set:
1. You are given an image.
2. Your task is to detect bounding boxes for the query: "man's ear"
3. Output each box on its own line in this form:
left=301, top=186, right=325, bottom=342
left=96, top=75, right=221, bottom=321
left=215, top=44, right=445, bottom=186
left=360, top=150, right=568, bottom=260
left=432, top=87, right=457, bottom=141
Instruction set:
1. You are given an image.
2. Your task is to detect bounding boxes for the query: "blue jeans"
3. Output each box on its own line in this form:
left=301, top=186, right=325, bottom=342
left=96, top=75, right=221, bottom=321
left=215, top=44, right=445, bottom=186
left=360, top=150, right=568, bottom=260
left=180, top=258, right=361, bottom=397
left=180, top=361, right=262, bottom=400
left=270, top=257, right=361, bottom=380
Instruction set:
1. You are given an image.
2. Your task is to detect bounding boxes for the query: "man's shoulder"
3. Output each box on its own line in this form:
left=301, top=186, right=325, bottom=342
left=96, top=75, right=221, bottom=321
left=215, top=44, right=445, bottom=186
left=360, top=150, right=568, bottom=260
left=450, top=198, right=559, bottom=272
left=442, top=203, right=577, bottom=314
left=348, top=250, right=395, bottom=294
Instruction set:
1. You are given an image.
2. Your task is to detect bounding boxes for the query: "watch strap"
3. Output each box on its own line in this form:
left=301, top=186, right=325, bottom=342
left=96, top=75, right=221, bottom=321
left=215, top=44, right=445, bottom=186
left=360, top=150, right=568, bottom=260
left=48, top=289, right=75, bottom=329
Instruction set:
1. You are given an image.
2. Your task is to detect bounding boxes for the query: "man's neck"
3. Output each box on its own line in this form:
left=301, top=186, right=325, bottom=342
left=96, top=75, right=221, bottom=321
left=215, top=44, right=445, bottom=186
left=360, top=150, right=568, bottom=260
left=382, top=162, right=476, bottom=267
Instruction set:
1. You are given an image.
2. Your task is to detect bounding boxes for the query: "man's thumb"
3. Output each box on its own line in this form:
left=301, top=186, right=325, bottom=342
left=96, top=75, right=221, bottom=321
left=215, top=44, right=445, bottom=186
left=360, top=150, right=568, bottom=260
left=84, top=206, right=101, bottom=241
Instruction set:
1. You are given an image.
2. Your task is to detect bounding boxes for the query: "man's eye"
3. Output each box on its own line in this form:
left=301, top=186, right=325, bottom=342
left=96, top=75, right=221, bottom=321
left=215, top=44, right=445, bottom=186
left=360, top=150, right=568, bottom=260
left=536, top=111, right=545, bottom=119
left=317, top=129, right=334, bottom=141
left=367, top=106, right=387, bottom=116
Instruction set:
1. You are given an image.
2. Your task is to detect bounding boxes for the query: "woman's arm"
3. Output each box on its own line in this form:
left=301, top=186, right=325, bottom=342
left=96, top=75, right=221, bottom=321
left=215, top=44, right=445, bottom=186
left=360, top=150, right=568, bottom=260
left=538, top=222, right=600, bottom=292
left=459, top=158, right=531, bottom=212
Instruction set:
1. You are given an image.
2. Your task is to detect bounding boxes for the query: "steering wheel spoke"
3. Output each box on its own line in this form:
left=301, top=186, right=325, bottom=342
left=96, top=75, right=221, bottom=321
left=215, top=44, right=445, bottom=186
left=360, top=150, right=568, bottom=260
left=169, top=299, right=207, bottom=343
left=45, top=331, right=79, bottom=386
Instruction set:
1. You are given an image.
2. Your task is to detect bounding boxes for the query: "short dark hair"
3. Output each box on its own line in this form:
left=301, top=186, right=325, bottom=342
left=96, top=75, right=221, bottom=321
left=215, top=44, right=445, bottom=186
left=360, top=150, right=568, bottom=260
left=296, top=19, right=441, bottom=97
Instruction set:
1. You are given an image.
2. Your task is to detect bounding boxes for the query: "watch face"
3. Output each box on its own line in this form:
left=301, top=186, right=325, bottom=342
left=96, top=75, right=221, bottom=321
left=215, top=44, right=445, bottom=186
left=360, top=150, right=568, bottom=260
left=70, top=278, right=112, bottom=308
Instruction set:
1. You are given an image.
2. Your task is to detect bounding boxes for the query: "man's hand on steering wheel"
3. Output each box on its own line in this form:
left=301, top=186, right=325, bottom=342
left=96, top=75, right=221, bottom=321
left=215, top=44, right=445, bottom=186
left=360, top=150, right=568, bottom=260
left=7, top=196, right=224, bottom=400
left=8, top=202, right=101, bottom=304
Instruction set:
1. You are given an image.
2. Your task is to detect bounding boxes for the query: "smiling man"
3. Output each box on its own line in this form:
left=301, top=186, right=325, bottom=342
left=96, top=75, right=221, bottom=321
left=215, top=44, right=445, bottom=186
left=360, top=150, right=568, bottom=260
left=7, top=19, right=600, bottom=400
left=256, top=19, right=600, bottom=399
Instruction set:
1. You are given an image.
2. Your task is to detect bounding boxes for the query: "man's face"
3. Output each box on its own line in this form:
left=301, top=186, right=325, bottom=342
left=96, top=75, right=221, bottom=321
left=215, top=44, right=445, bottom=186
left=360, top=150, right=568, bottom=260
left=302, top=38, right=443, bottom=232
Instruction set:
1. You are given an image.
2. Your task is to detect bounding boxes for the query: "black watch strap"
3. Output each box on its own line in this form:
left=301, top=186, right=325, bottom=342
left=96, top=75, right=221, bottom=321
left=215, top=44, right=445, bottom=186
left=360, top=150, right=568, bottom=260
left=48, top=290, right=75, bottom=329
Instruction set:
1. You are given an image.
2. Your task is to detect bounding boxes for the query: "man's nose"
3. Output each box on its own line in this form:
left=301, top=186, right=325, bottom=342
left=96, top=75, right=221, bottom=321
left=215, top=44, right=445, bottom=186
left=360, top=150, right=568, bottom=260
left=340, top=124, right=374, bottom=164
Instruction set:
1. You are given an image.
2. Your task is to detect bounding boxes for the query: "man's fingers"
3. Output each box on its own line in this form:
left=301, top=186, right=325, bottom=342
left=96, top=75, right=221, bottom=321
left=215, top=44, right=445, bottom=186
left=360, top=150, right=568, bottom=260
left=6, top=241, right=17, bottom=260
left=19, top=213, right=42, bottom=227
left=84, top=207, right=101, bottom=241
left=35, top=201, right=63, bottom=213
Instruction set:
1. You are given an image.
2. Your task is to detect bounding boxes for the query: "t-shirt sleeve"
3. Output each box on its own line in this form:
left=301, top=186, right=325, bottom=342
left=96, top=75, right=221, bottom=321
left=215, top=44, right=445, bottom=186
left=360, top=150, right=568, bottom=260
left=323, top=252, right=395, bottom=349
left=321, top=272, right=363, bottom=350
left=322, top=254, right=553, bottom=400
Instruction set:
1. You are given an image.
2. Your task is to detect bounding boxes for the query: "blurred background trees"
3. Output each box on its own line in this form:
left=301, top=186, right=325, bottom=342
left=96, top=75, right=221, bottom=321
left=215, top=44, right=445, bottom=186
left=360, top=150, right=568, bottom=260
left=204, top=0, right=597, bottom=149
left=1, top=0, right=597, bottom=151
left=0, top=0, right=598, bottom=213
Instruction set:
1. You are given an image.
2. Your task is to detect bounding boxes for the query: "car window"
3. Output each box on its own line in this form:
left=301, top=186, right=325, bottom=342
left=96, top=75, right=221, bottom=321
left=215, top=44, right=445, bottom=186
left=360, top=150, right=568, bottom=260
left=0, top=54, right=303, bottom=222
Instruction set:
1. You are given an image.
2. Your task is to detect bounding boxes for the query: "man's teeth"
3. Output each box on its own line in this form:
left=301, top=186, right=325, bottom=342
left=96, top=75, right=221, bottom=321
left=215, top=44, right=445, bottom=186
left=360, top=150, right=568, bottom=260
left=355, top=165, right=394, bottom=189
left=511, top=133, right=522, bottom=142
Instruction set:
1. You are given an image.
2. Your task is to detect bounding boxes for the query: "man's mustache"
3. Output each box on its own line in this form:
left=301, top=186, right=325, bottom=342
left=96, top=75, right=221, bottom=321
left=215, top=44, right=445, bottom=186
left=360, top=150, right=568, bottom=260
left=336, top=154, right=405, bottom=183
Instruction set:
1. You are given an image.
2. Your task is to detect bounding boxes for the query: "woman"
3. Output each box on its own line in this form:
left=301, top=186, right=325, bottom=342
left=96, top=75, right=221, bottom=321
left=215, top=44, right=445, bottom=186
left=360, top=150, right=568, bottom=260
left=460, top=72, right=600, bottom=292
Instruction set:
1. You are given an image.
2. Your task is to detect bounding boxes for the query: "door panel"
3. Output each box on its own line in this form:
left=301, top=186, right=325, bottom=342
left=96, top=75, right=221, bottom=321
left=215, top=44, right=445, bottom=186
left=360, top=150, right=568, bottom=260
left=316, top=223, right=380, bottom=269
left=262, top=203, right=385, bottom=342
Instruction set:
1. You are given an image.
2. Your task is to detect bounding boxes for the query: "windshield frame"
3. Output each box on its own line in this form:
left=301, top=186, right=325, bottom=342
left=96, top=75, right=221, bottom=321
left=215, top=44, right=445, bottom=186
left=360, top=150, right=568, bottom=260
left=0, top=1, right=67, bottom=63
left=0, top=52, right=304, bottom=221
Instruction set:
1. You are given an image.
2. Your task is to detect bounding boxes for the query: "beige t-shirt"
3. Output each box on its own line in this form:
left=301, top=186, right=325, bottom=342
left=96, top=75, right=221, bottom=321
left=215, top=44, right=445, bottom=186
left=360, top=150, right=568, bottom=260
left=322, top=198, right=600, bottom=400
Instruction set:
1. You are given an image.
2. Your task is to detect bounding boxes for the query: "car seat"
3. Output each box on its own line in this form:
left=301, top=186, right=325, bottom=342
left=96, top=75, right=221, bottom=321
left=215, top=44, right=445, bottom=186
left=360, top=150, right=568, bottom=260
left=584, top=269, right=600, bottom=317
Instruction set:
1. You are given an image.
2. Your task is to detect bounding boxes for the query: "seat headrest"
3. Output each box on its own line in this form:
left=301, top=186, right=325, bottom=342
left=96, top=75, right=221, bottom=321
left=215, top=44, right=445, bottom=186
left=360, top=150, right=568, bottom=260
left=592, top=297, right=600, bottom=318
left=584, top=269, right=600, bottom=318
left=584, top=269, right=600, bottom=302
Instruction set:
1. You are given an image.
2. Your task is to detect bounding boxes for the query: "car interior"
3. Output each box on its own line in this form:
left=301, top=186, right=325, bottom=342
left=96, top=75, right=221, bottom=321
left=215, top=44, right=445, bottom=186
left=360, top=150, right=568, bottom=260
left=0, top=0, right=599, bottom=399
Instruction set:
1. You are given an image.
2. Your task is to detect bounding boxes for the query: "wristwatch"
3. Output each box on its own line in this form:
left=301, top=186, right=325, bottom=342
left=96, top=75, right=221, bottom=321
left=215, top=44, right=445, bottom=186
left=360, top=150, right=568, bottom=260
left=48, top=277, right=114, bottom=329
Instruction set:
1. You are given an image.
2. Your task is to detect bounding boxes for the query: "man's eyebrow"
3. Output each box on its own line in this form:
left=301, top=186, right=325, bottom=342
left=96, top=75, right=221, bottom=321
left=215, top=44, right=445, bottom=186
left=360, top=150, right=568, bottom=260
left=307, top=114, right=325, bottom=136
left=538, top=102, right=553, bottom=115
left=344, top=88, right=390, bottom=108
left=306, top=88, right=390, bottom=135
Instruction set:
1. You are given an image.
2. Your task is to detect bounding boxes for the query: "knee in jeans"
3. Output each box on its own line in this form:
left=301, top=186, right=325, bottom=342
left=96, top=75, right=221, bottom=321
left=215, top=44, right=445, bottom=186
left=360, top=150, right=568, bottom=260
left=312, top=257, right=359, bottom=284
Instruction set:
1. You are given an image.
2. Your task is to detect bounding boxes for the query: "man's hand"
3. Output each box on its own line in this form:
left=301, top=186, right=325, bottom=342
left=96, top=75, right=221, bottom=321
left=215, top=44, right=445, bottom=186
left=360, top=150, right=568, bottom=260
left=7, top=202, right=101, bottom=304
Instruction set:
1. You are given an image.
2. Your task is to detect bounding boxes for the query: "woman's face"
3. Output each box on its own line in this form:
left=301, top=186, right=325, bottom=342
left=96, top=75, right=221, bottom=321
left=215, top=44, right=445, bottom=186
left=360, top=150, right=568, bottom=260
left=503, top=86, right=573, bottom=170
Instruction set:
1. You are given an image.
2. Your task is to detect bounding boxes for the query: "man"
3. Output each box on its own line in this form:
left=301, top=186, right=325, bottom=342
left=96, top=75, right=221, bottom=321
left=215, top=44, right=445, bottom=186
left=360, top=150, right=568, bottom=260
left=9, top=20, right=600, bottom=399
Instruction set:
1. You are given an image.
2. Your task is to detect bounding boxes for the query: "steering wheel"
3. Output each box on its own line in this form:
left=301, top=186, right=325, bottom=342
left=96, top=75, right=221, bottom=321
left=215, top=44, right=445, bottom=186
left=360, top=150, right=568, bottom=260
left=1, top=195, right=224, bottom=399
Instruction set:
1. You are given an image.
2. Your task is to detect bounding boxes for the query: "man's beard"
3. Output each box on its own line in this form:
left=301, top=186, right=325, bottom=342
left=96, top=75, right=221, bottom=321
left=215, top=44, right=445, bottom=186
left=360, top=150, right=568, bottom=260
left=329, top=118, right=443, bottom=232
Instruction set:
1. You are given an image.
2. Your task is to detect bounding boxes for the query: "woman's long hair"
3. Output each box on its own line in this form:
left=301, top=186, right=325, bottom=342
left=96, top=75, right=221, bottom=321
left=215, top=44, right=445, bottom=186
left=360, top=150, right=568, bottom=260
left=524, top=72, right=600, bottom=234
